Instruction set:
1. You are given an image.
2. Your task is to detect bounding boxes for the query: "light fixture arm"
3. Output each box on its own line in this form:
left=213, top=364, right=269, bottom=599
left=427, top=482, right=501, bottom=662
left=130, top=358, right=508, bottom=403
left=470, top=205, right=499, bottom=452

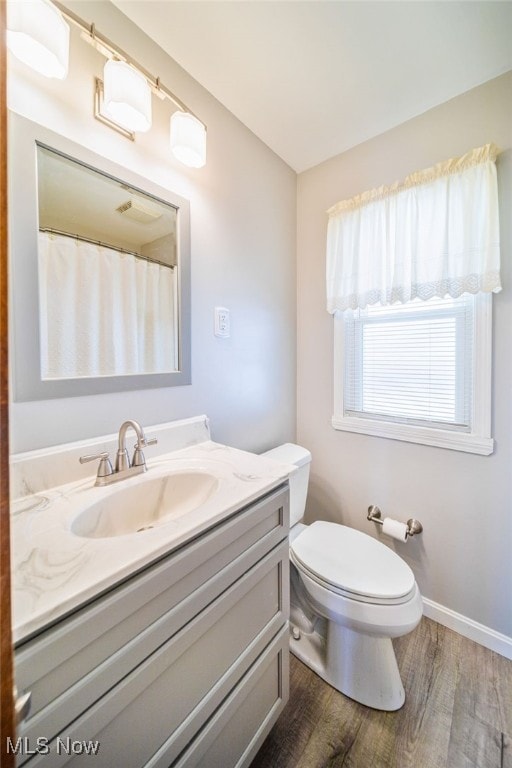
left=51, top=1, right=205, bottom=128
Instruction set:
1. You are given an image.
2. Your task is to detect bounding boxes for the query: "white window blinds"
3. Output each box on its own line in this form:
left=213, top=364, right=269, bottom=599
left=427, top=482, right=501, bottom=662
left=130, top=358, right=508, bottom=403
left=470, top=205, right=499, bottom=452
left=343, top=295, right=474, bottom=430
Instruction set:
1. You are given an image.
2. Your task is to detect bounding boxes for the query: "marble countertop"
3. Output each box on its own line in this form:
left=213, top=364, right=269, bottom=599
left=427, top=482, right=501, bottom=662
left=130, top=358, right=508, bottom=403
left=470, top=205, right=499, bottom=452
left=11, top=440, right=294, bottom=644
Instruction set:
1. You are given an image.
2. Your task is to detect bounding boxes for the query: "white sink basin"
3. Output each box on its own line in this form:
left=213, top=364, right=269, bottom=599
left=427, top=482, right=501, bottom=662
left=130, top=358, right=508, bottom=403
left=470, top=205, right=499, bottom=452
left=71, top=471, right=219, bottom=539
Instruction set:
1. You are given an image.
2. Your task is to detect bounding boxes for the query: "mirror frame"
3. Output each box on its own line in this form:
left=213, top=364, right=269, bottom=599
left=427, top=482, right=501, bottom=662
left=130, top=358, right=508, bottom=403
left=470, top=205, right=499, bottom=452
left=8, top=112, right=191, bottom=401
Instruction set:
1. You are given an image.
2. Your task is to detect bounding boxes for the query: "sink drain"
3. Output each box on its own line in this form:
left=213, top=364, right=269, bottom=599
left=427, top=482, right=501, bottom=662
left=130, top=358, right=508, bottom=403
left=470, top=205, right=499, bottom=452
left=136, top=525, right=154, bottom=533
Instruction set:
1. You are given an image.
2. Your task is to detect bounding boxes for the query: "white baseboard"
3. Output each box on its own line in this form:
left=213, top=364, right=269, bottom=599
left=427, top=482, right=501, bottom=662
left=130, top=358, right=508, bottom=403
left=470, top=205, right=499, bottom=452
left=422, top=597, right=512, bottom=660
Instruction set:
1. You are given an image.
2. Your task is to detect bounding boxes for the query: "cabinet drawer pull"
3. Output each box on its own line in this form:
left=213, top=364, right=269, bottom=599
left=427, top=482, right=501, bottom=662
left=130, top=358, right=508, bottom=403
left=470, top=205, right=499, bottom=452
left=14, top=688, right=32, bottom=723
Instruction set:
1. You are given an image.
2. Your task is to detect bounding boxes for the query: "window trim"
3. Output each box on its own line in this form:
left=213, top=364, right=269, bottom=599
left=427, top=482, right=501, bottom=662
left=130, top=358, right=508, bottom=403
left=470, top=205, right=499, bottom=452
left=332, top=293, right=493, bottom=455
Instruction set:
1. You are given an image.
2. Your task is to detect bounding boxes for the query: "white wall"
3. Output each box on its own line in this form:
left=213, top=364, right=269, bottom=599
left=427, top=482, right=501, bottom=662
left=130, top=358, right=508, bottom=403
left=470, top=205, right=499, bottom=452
left=8, top=1, right=297, bottom=454
left=297, top=72, right=512, bottom=639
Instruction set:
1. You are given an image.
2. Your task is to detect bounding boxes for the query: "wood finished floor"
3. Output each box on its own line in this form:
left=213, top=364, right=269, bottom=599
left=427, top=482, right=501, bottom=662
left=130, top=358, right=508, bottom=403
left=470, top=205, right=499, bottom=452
left=250, top=618, right=512, bottom=768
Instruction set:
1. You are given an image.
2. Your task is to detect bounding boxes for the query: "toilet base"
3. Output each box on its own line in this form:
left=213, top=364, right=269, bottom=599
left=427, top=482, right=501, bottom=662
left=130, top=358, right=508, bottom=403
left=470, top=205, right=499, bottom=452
left=290, top=621, right=405, bottom=711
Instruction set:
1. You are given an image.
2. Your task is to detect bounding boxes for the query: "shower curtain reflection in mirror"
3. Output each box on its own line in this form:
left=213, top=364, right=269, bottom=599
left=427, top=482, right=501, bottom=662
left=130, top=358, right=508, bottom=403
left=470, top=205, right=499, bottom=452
left=38, top=231, right=177, bottom=379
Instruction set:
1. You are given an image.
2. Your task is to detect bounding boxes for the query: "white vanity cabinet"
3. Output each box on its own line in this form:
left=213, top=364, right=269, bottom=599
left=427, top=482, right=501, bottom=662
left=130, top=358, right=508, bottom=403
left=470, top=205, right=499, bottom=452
left=14, top=484, right=290, bottom=768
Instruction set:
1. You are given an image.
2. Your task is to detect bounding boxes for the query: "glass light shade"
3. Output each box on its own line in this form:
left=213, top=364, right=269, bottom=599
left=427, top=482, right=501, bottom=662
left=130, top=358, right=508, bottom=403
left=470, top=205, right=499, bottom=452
left=170, top=112, right=207, bottom=168
left=103, top=60, right=152, bottom=133
left=6, top=0, right=69, bottom=79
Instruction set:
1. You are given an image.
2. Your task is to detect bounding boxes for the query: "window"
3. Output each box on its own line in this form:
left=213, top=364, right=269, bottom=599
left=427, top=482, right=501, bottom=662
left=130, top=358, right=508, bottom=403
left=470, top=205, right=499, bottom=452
left=333, top=293, right=493, bottom=454
left=326, top=144, right=500, bottom=454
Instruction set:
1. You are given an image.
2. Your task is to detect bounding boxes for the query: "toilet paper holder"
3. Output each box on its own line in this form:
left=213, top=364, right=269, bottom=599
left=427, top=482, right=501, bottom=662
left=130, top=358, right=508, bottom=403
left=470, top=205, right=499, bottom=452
left=367, top=505, right=423, bottom=537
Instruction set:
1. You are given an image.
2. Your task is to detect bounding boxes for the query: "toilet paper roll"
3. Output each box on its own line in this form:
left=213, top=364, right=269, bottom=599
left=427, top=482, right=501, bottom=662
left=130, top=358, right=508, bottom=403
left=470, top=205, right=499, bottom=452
left=382, top=517, right=408, bottom=542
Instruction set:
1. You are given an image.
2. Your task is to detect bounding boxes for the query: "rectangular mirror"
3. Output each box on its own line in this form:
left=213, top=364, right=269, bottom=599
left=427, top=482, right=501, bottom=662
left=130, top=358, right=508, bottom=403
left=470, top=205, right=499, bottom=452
left=8, top=113, right=191, bottom=400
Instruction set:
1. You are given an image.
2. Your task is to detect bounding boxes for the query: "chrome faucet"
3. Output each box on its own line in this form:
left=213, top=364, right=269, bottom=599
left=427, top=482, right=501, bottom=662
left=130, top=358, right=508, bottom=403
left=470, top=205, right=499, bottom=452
left=79, top=420, right=158, bottom=486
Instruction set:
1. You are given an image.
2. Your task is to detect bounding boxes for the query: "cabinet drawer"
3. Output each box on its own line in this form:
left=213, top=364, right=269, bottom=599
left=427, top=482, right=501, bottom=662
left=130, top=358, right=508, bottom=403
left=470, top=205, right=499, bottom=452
left=171, top=624, right=289, bottom=768
left=19, top=540, right=289, bottom=768
left=15, top=485, right=289, bottom=757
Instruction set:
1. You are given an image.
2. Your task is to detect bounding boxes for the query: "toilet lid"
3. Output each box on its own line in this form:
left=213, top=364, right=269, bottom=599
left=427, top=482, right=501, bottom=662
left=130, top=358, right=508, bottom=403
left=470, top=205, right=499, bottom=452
left=291, top=521, right=415, bottom=601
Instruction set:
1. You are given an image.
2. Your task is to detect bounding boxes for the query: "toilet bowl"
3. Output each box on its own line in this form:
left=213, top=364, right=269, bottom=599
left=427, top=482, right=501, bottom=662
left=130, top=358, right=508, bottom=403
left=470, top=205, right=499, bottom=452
left=263, top=443, right=423, bottom=711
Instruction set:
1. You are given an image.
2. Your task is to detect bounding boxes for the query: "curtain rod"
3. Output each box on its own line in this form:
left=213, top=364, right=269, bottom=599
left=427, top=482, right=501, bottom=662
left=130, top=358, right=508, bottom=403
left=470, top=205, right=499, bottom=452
left=39, top=228, right=175, bottom=270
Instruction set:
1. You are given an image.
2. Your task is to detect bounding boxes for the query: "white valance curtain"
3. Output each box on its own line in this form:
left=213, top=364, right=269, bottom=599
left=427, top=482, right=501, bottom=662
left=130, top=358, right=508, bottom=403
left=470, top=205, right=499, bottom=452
left=38, top=232, right=176, bottom=378
left=326, top=144, right=501, bottom=313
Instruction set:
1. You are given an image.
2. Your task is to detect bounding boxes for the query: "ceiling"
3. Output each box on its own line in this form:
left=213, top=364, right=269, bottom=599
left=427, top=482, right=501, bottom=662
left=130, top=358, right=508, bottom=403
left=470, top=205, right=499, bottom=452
left=112, top=1, right=512, bottom=173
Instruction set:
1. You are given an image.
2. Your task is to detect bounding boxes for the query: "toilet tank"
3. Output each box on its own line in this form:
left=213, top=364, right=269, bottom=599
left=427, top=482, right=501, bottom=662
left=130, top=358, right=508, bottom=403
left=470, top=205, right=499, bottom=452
left=262, top=443, right=311, bottom=527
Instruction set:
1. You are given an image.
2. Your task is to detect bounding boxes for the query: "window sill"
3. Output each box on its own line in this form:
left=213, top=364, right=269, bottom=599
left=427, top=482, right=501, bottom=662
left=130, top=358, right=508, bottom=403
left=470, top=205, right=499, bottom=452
left=331, top=415, right=494, bottom=455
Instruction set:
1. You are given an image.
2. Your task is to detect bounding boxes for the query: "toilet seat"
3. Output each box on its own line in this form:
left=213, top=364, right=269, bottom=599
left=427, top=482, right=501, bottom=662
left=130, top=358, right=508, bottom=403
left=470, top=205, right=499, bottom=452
left=290, top=521, right=416, bottom=606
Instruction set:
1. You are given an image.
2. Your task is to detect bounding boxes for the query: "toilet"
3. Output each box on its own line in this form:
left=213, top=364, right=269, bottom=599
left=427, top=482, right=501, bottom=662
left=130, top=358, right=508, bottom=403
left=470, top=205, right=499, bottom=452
left=263, top=443, right=423, bottom=711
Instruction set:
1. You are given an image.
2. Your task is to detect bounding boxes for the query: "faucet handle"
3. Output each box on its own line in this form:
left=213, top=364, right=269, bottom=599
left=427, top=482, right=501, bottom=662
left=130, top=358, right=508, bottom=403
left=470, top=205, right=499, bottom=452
left=132, top=437, right=158, bottom=467
left=79, top=452, right=114, bottom=479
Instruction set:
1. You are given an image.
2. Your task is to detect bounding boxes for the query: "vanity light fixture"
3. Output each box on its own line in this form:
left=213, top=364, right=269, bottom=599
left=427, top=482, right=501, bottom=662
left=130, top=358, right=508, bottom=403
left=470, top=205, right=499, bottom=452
left=8, top=0, right=207, bottom=168
left=170, top=112, right=207, bottom=169
left=103, top=60, right=152, bottom=134
left=6, top=0, right=70, bottom=80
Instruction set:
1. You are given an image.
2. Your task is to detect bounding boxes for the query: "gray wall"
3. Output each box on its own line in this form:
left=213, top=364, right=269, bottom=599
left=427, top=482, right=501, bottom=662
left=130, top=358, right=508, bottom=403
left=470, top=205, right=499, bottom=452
left=9, top=1, right=511, bottom=641
left=8, top=1, right=297, bottom=454
left=297, top=72, right=512, bottom=637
